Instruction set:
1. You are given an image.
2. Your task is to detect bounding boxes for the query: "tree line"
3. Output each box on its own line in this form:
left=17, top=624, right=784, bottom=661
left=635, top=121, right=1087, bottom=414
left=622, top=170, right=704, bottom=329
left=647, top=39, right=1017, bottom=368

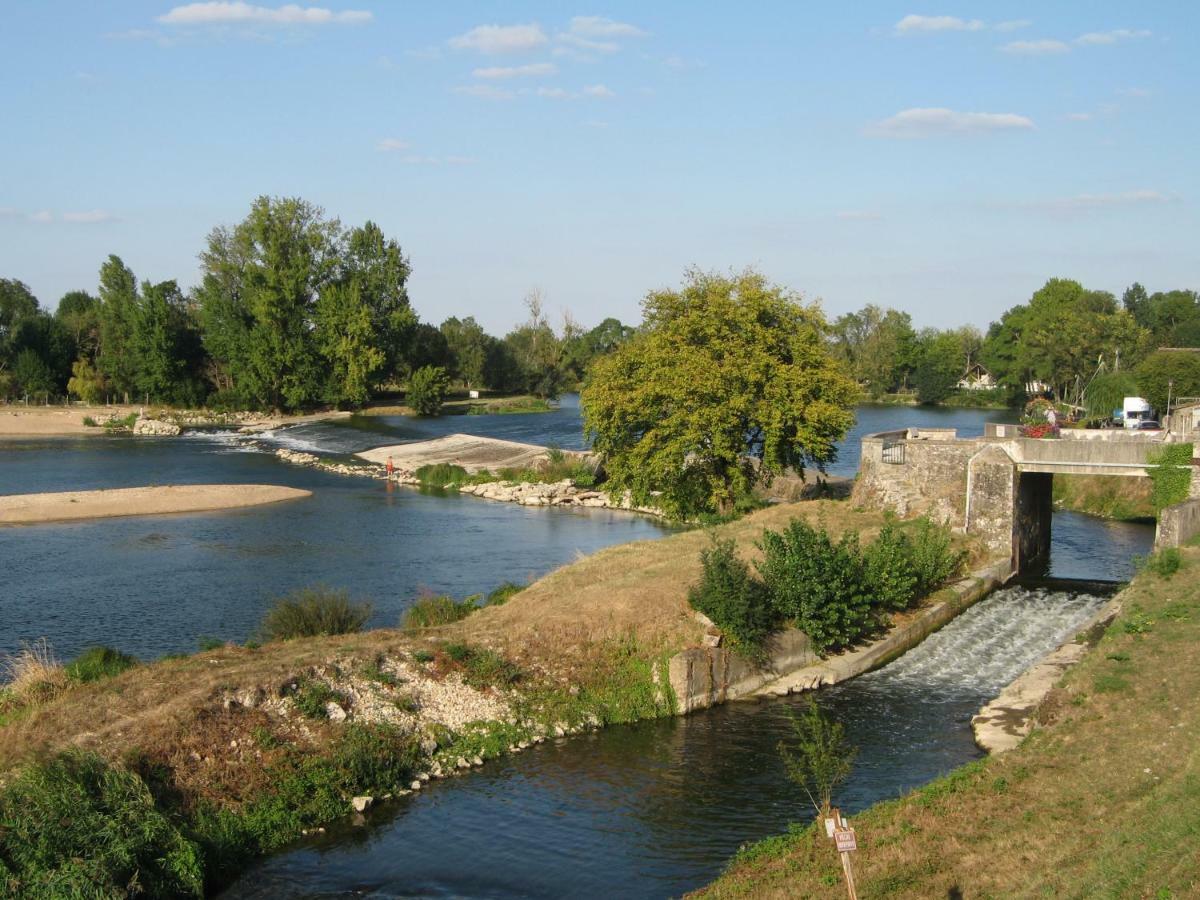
left=0, top=196, right=635, bottom=411
left=830, top=277, right=1200, bottom=413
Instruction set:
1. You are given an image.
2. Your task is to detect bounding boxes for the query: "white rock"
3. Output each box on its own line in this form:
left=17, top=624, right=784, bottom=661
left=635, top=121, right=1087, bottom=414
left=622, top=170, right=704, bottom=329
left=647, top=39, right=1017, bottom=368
left=325, top=702, right=347, bottom=722
left=351, top=795, right=373, bottom=813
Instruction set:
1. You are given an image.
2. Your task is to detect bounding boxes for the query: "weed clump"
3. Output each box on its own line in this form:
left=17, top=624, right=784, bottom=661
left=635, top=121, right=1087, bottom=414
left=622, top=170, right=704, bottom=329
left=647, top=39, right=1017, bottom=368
left=439, top=642, right=522, bottom=689
left=1, top=638, right=67, bottom=705
left=486, top=582, right=524, bottom=606
left=289, top=677, right=347, bottom=720
left=414, top=462, right=471, bottom=487
left=64, top=646, right=139, bottom=684
left=260, top=586, right=372, bottom=641
left=402, top=594, right=480, bottom=630
left=1138, top=547, right=1182, bottom=579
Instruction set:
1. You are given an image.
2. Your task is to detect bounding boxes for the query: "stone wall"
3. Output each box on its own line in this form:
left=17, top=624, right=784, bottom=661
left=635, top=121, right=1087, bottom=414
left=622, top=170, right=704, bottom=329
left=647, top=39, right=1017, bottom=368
left=1015, top=471, right=1053, bottom=570
left=852, top=431, right=977, bottom=526
left=668, top=630, right=818, bottom=714
left=1156, top=497, right=1200, bottom=549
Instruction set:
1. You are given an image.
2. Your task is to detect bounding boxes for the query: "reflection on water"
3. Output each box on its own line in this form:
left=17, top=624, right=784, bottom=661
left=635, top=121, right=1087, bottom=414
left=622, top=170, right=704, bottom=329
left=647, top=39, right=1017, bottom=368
left=224, top=585, right=1111, bottom=900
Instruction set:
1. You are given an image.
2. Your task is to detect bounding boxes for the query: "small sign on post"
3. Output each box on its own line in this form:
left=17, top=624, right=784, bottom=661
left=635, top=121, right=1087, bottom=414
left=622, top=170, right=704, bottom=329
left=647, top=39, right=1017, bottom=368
left=830, top=808, right=859, bottom=900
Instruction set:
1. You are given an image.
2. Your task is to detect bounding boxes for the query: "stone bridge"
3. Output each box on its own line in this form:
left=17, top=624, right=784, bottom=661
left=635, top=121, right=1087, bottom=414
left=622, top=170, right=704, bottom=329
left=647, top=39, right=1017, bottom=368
left=853, top=425, right=1200, bottom=572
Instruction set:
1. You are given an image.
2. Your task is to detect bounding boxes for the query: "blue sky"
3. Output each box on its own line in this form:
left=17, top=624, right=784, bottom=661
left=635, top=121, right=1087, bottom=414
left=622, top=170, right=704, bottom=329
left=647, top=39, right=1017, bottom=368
left=1, top=2, right=1196, bottom=335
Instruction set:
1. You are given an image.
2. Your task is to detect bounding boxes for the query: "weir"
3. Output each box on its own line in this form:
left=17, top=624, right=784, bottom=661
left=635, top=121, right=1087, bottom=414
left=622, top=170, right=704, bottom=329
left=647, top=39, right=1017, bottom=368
left=855, top=425, right=1200, bottom=573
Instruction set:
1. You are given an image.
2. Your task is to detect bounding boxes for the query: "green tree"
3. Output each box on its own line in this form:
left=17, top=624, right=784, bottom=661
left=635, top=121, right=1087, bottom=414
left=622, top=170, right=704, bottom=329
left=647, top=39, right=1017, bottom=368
left=97, top=255, right=141, bottom=400
left=132, top=280, right=187, bottom=402
left=504, top=291, right=567, bottom=398
left=440, top=316, right=491, bottom=387
left=583, top=268, right=859, bottom=518
left=562, top=316, right=636, bottom=385
left=830, top=305, right=916, bottom=396
left=406, top=364, right=450, bottom=415
left=342, top=221, right=416, bottom=383
left=12, top=348, right=55, bottom=398
left=67, top=357, right=105, bottom=403
left=1136, top=349, right=1200, bottom=415
left=196, top=196, right=341, bottom=409
left=983, top=278, right=1148, bottom=402
left=55, top=290, right=101, bottom=360
left=315, top=281, right=384, bottom=406
left=0, top=279, right=39, bottom=350
left=913, top=329, right=963, bottom=404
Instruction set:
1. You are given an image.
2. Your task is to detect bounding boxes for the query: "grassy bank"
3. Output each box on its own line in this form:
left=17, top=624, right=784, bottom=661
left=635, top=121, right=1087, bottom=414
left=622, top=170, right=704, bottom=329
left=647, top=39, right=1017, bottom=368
left=695, top=543, right=1200, bottom=899
left=359, top=394, right=554, bottom=418
left=1053, top=474, right=1156, bottom=521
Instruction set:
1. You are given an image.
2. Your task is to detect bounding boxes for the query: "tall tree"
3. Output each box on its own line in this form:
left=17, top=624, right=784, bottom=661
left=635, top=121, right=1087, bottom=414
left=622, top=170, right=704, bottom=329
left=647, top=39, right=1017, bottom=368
left=55, top=290, right=101, bottom=360
left=583, top=268, right=859, bottom=518
left=97, top=255, right=140, bottom=400
left=830, top=305, right=916, bottom=396
left=342, top=221, right=415, bottom=383
left=440, top=316, right=491, bottom=388
left=131, top=280, right=186, bottom=402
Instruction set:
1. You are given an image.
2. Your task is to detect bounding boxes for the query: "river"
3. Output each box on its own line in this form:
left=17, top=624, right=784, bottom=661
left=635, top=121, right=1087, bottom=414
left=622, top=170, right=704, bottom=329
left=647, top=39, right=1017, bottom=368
left=0, top=399, right=1155, bottom=898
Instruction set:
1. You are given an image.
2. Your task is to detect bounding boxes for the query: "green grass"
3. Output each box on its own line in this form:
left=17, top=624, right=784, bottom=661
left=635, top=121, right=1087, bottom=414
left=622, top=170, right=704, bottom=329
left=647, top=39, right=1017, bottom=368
left=288, top=677, right=346, bottom=720
left=414, top=463, right=471, bottom=487
left=440, top=641, right=522, bottom=690
left=485, top=582, right=524, bottom=606
left=63, top=646, right=138, bottom=684
left=402, top=595, right=480, bottom=630
left=100, top=412, right=139, bottom=430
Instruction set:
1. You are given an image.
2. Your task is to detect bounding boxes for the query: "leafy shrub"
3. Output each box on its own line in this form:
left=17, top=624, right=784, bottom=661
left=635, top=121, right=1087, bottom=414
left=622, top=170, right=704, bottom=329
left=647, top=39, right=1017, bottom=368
left=486, top=582, right=524, bottom=606
left=406, top=365, right=450, bottom=416
left=81, top=415, right=98, bottom=427
left=861, top=521, right=919, bottom=611
left=197, top=635, right=225, bottom=652
left=259, top=586, right=372, bottom=641
left=757, top=520, right=873, bottom=653
left=64, top=646, right=138, bottom=684
left=0, top=750, right=204, bottom=897
left=415, top=462, right=470, bottom=487
left=687, top=535, right=775, bottom=655
left=402, top=594, right=479, bottom=630
left=904, top=517, right=966, bottom=596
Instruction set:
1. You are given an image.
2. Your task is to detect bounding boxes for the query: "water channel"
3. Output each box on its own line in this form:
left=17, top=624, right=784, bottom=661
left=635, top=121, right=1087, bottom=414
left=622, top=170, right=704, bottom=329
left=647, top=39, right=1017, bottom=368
left=0, top=399, right=1155, bottom=897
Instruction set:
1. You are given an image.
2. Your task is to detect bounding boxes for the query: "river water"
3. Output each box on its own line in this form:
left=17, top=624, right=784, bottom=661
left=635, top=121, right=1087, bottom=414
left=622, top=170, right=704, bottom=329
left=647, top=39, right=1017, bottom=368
left=0, top=399, right=1155, bottom=897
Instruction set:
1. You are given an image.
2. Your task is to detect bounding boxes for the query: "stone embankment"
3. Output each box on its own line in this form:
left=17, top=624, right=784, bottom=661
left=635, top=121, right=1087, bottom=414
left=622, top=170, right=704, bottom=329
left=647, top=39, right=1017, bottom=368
left=458, top=479, right=662, bottom=514
left=272, top=447, right=385, bottom=479
left=971, top=591, right=1125, bottom=754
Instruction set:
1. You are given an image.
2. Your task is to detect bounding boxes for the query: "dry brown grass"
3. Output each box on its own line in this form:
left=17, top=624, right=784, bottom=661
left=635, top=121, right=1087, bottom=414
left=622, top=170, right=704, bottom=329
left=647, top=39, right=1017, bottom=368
left=1, top=638, right=67, bottom=706
left=695, top=545, right=1200, bottom=899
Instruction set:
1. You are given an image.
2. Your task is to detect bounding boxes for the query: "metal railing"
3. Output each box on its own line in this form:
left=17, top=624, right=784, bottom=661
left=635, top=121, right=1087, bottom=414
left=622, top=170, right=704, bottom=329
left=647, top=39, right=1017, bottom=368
left=881, top=439, right=906, bottom=465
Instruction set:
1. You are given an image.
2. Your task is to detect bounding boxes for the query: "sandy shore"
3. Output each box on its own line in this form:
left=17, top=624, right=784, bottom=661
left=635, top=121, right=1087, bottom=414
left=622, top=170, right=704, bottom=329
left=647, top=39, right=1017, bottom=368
left=0, top=484, right=312, bottom=525
left=0, top=406, right=350, bottom=438
left=357, top=433, right=574, bottom=473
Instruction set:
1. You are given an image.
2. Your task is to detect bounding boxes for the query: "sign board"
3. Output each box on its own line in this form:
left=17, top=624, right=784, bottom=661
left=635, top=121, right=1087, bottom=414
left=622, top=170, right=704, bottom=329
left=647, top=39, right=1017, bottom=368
left=834, top=828, right=857, bottom=853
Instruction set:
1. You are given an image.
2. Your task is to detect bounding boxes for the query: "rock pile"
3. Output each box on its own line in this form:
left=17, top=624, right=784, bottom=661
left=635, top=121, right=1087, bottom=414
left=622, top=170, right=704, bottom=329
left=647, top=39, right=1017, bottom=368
left=132, top=418, right=183, bottom=436
left=457, top=479, right=661, bottom=515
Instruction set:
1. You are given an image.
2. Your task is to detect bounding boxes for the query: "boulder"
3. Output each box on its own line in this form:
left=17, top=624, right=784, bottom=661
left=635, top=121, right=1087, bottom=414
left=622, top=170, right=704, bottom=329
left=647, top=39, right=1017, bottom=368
left=351, top=795, right=374, bottom=813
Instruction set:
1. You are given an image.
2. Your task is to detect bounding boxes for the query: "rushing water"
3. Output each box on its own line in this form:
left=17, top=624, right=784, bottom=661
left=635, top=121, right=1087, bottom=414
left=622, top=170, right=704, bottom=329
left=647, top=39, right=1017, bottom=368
left=224, top=585, right=1112, bottom=899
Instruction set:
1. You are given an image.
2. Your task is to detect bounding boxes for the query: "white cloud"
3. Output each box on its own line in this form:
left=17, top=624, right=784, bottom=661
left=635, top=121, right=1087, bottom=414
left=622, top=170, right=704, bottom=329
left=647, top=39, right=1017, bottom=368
left=868, top=107, right=1034, bottom=138
left=555, top=34, right=619, bottom=54
left=449, top=23, right=547, bottom=54
left=1016, top=190, right=1171, bottom=214
left=452, top=84, right=515, bottom=100
left=835, top=210, right=882, bottom=221
left=1066, top=112, right=1092, bottom=121
left=158, top=3, right=371, bottom=26
left=1075, top=29, right=1151, bottom=46
left=995, top=19, right=1032, bottom=32
left=536, top=86, right=572, bottom=99
left=582, top=84, right=615, bottom=99
left=567, top=16, right=646, bottom=39
left=1117, top=87, right=1151, bottom=97
left=894, top=15, right=984, bottom=34
left=62, top=210, right=118, bottom=224
left=376, top=138, right=411, bottom=151
left=473, top=62, right=556, bottom=79
left=1001, top=38, right=1070, bottom=55
left=28, top=211, right=54, bottom=224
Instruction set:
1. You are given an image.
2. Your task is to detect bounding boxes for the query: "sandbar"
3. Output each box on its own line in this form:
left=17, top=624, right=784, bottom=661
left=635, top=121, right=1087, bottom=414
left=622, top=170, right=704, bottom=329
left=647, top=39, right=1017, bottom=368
left=0, top=484, right=312, bottom=525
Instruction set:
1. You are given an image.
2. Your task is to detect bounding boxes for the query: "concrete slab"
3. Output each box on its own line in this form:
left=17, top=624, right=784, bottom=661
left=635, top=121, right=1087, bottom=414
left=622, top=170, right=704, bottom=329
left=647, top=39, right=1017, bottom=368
left=358, top=434, right=578, bottom=474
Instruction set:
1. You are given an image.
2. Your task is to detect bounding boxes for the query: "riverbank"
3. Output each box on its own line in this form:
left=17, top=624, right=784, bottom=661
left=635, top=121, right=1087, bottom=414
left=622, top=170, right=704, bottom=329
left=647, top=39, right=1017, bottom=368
left=0, top=404, right=351, bottom=438
left=0, top=499, right=985, bottom=894
left=0, top=484, right=312, bottom=525
left=695, top=543, right=1200, bottom=898
left=1053, top=473, right=1156, bottom=521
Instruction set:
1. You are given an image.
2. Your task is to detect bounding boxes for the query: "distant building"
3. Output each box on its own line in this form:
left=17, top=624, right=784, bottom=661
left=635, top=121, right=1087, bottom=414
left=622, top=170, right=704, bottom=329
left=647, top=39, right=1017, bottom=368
left=956, top=363, right=996, bottom=392
left=1171, top=399, right=1200, bottom=435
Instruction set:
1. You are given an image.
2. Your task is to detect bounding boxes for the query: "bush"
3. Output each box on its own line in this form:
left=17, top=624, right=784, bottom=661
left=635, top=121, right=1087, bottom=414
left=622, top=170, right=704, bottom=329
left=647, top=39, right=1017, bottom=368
left=259, top=587, right=372, bottom=641
left=0, top=750, right=204, bottom=898
left=64, top=646, right=138, bottom=684
left=414, top=463, right=470, bottom=487
left=687, top=535, right=775, bottom=655
left=406, top=365, right=450, bottom=416
left=439, top=641, right=521, bottom=689
left=758, top=520, right=873, bottom=653
left=402, top=594, right=479, bottom=630
left=905, top=518, right=965, bottom=596
left=861, top=521, right=919, bottom=611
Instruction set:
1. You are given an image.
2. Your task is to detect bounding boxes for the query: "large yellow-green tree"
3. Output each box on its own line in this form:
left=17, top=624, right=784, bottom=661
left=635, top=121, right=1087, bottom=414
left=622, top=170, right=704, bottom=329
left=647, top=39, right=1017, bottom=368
left=582, top=268, right=859, bottom=518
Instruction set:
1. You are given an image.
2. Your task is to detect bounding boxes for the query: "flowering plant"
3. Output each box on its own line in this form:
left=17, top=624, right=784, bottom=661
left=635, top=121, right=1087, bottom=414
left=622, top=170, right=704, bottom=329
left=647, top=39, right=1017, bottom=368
left=1019, top=422, right=1060, bottom=439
